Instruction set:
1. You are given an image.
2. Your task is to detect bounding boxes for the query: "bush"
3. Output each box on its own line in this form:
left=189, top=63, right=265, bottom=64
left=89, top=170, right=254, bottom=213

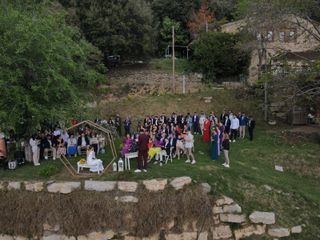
left=39, top=165, right=60, bottom=178
left=190, top=32, right=250, bottom=82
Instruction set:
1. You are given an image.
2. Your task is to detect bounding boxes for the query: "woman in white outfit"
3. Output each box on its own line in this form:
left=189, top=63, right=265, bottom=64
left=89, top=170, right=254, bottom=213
left=86, top=146, right=104, bottom=173
left=29, top=135, right=40, bottom=166
left=184, top=130, right=196, bottom=164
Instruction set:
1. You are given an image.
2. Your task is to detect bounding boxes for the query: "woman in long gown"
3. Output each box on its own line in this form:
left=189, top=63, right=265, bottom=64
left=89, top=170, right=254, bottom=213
left=211, top=127, right=219, bottom=161
left=86, top=146, right=104, bottom=173
left=120, top=134, right=132, bottom=157
left=203, top=119, right=211, bottom=142
left=218, top=122, right=225, bottom=155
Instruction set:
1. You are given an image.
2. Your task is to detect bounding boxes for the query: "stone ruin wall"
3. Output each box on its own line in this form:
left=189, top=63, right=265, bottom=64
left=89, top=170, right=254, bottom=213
left=0, top=177, right=302, bottom=240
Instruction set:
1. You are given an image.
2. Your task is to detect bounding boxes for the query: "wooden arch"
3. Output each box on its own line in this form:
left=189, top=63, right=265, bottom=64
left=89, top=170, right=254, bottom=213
left=59, top=120, right=117, bottom=177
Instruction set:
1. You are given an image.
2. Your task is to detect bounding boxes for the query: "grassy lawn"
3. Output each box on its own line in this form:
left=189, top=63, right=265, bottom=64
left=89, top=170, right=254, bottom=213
left=0, top=126, right=319, bottom=239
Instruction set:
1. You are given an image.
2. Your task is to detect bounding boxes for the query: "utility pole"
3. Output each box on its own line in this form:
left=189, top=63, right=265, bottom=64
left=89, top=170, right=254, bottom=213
left=172, top=25, right=175, bottom=93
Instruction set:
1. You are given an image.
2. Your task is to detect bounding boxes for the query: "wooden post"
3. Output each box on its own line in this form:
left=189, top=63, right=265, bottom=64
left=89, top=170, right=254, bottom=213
left=264, top=81, right=268, bottom=122
left=182, top=75, right=186, bottom=94
left=172, top=25, right=175, bottom=93
left=186, top=46, right=189, bottom=59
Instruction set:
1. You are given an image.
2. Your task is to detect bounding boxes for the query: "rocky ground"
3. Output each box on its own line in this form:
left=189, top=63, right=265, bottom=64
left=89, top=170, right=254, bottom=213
left=100, top=65, right=204, bottom=102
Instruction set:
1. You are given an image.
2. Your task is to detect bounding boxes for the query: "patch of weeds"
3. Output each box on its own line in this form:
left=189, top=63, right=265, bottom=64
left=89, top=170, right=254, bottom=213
left=39, top=165, right=60, bottom=178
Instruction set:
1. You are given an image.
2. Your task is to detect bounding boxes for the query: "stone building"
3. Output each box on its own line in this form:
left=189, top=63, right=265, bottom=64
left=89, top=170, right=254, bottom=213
left=221, top=16, right=320, bottom=84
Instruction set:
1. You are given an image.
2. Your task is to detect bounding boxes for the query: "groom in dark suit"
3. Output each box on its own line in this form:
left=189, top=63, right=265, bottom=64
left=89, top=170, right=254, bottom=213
left=136, top=129, right=149, bottom=173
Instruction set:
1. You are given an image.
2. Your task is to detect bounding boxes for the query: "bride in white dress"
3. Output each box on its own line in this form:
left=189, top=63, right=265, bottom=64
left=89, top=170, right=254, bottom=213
left=86, top=146, right=104, bottom=173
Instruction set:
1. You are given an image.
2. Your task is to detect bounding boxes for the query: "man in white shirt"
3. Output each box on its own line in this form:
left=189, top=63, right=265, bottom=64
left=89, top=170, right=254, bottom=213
left=184, top=130, right=196, bottom=164
left=53, top=127, right=62, bottom=137
left=230, top=116, right=239, bottom=142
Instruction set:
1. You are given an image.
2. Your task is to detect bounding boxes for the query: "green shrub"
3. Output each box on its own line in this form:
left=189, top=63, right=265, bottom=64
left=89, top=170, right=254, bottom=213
left=39, top=165, right=60, bottom=178
left=190, top=32, right=250, bottom=82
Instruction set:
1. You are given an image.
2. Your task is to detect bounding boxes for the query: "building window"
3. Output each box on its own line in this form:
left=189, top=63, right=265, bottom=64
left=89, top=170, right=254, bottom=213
left=288, top=30, right=296, bottom=41
left=267, top=31, right=273, bottom=42
left=279, top=31, right=285, bottom=42
left=256, top=32, right=262, bottom=41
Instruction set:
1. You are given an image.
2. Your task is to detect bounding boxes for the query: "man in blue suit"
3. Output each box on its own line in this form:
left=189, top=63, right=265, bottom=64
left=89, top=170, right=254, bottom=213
left=239, top=113, right=248, bottom=139
left=192, top=112, right=200, bottom=135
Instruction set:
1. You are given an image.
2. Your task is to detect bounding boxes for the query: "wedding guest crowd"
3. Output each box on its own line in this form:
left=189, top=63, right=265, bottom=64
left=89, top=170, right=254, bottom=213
left=118, top=110, right=255, bottom=171
left=27, top=124, right=106, bottom=166
left=4, top=110, right=255, bottom=170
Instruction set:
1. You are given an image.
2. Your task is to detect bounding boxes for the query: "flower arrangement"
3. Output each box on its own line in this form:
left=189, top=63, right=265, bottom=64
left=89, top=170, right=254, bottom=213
left=79, top=159, right=86, bottom=165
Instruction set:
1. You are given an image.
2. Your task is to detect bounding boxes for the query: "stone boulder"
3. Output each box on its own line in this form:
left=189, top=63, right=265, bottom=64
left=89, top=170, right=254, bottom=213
left=7, top=182, right=21, bottom=190
left=291, top=225, right=302, bottom=234
left=268, top=227, right=290, bottom=238
left=249, top=211, right=275, bottom=225
left=86, top=231, right=115, bottom=240
left=115, top=196, right=139, bottom=203
left=200, top=183, right=211, bottom=193
left=47, top=182, right=81, bottom=194
left=215, top=196, right=234, bottom=206
left=212, top=215, right=220, bottom=225
left=42, top=235, right=75, bottom=240
left=212, top=206, right=223, bottom=215
left=24, top=182, right=44, bottom=192
left=14, top=236, right=29, bottom=240
left=211, top=225, right=232, bottom=239
left=169, top=177, right=192, bottom=190
left=124, top=235, right=158, bottom=240
left=143, top=179, right=167, bottom=192
left=222, top=204, right=242, bottom=213
left=198, top=232, right=208, bottom=240
left=165, top=232, right=197, bottom=240
left=234, top=224, right=266, bottom=240
left=220, top=214, right=246, bottom=223
left=118, top=181, right=138, bottom=192
left=0, top=181, right=5, bottom=190
left=84, top=181, right=116, bottom=192
left=0, top=235, right=14, bottom=240
left=43, top=223, right=60, bottom=232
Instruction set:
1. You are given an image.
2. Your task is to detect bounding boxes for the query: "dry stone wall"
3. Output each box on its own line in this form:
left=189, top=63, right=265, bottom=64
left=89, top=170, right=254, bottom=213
left=0, top=177, right=302, bottom=240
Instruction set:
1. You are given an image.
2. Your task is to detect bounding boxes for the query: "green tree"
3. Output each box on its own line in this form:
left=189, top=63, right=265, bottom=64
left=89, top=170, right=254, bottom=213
left=235, top=0, right=320, bottom=22
left=151, top=0, right=200, bottom=27
left=0, top=2, right=106, bottom=136
left=74, top=0, right=155, bottom=60
left=151, top=0, right=201, bottom=54
left=159, top=17, right=189, bottom=53
left=208, top=0, right=237, bottom=21
left=190, top=32, right=250, bottom=81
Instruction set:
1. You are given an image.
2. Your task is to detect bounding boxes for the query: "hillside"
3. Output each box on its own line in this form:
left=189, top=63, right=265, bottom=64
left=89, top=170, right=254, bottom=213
left=1, top=65, right=320, bottom=238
